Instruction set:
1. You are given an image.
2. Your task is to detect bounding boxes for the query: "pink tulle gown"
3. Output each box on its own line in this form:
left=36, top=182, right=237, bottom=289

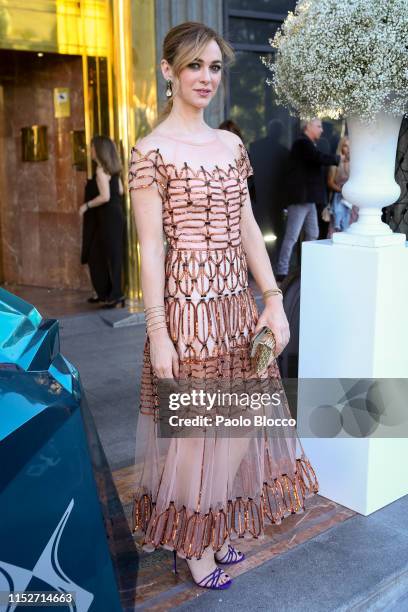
left=128, top=130, right=319, bottom=560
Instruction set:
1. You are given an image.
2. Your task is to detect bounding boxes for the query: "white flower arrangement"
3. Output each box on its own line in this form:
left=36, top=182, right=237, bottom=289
left=264, top=0, right=408, bottom=121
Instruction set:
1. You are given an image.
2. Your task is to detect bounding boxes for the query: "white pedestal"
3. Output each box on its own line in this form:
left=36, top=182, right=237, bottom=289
left=298, top=239, right=408, bottom=515
left=332, top=229, right=406, bottom=248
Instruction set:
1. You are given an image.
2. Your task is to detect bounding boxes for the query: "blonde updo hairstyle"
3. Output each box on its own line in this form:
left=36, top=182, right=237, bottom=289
left=158, top=21, right=234, bottom=123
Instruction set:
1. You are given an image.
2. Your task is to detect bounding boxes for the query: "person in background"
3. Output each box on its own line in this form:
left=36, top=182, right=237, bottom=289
left=218, top=119, right=256, bottom=200
left=275, top=118, right=340, bottom=281
left=81, top=170, right=106, bottom=303
left=315, top=133, right=332, bottom=239
left=322, top=121, right=340, bottom=155
left=79, top=135, right=125, bottom=308
left=249, top=119, right=289, bottom=264
left=218, top=118, right=244, bottom=141
left=327, top=136, right=359, bottom=237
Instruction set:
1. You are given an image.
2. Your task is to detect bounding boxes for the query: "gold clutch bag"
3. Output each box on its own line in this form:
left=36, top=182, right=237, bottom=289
left=250, top=326, right=276, bottom=374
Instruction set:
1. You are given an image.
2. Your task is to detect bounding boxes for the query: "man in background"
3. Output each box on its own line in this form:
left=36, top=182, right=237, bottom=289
left=275, top=118, right=340, bottom=281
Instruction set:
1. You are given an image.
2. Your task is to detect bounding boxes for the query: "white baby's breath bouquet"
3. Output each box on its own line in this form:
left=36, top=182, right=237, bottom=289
left=264, top=0, right=408, bottom=121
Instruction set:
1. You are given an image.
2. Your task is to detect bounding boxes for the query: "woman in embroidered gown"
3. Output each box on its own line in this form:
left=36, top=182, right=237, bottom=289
left=129, top=22, right=318, bottom=590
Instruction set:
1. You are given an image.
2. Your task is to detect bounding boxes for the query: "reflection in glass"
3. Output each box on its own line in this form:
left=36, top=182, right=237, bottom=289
left=228, top=51, right=296, bottom=147
left=87, top=56, right=110, bottom=137
left=228, top=0, right=298, bottom=13
left=229, top=17, right=280, bottom=45
left=21, top=125, right=48, bottom=162
left=71, top=129, right=87, bottom=171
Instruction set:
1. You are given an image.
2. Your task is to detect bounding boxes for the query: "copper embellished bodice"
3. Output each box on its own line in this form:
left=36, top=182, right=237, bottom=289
left=129, top=141, right=252, bottom=249
left=129, top=138, right=259, bottom=365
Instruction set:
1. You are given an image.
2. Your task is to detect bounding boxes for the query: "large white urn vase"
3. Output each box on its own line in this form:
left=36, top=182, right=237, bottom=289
left=332, top=112, right=405, bottom=247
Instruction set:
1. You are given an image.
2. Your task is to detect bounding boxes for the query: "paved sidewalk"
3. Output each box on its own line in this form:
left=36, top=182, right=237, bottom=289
left=60, top=312, right=143, bottom=471
left=177, top=498, right=408, bottom=611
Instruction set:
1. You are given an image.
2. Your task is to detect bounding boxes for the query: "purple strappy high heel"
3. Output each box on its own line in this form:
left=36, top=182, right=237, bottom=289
left=215, top=544, right=245, bottom=565
left=173, top=551, right=233, bottom=589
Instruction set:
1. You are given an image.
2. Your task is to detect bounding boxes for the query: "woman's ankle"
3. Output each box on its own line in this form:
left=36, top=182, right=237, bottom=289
left=216, top=540, right=229, bottom=557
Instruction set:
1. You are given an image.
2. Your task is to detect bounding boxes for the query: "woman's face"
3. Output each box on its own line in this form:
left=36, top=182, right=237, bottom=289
left=342, top=141, right=350, bottom=156
left=164, top=39, right=223, bottom=110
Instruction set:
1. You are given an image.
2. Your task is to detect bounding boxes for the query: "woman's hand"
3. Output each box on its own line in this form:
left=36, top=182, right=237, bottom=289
left=79, top=203, right=88, bottom=217
left=149, top=329, right=180, bottom=379
left=254, top=296, right=290, bottom=359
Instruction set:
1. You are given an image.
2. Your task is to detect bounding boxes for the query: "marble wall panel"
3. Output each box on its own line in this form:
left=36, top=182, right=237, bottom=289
left=0, top=50, right=90, bottom=290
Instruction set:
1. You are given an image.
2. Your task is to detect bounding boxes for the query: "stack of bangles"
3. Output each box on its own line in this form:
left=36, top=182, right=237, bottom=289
left=144, top=305, right=167, bottom=335
left=262, top=288, right=283, bottom=301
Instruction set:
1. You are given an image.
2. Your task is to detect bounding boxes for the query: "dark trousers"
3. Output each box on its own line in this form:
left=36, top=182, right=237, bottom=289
left=87, top=233, right=111, bottom=300
left=87, top=204, right=124, bottom=301
left=316, top=203, right=330, bottom=239
left=99, top=204, right=125, bottom=301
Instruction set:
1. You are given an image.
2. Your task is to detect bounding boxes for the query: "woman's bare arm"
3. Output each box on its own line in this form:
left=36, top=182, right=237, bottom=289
left=240, top=198, right=279, bottom=294
left=131, top=178, right=166, bottom=320
left=130, top=147, right=179, bottom=378
left=240, top=183, right=290, bottom=356
left=327, top=165, right=341, bottom=192
left=78, top=166, right=111, bottom=216
left=88, top=166, right=111, bottom=207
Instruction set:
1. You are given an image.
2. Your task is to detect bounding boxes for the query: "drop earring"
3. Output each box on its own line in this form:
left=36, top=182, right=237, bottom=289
left=165, top=79, right=173, bottom=98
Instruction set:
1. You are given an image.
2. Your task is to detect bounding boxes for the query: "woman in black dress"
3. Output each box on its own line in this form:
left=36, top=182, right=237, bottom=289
left=79, top=136, right=125, bottom=308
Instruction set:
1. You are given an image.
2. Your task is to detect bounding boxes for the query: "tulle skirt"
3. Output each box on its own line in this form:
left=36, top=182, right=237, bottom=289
left=132, top=246, right=318, bottom=559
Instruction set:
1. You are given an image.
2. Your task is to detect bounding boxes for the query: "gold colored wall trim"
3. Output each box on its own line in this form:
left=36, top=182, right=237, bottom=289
left=82, top=54, right=93, bottom=178
left=111, top=0, right=139, bottom=306
left=128, top=0, right=158, bottom=303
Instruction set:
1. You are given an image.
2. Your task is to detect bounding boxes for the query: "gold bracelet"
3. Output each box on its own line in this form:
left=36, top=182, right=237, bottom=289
left=263, top=288, right=283, bottom=300
left=144, top=305, right=165, bottom=312
left=146, top=321, right=166, bottom=327
left=147, top=324, right=168, bottom=333
left=146, top=318, right=166, bottom=326
left=145, top=313, right=166, bottom=321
